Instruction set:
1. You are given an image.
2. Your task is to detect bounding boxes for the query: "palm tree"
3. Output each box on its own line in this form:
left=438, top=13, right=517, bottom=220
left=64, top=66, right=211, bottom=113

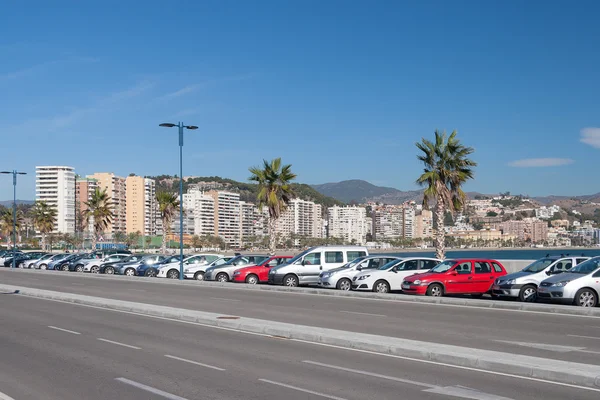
left=32, top=201, right=57, bottom=251
left=1, top=208, right=26, bottom=248
left=416, top=130, right=477, bottom=259
left=249, top=158, right=296, bottom=255
left=84, top=188, right=113, bottom=251
left=156, top=191, right=180, bottom=254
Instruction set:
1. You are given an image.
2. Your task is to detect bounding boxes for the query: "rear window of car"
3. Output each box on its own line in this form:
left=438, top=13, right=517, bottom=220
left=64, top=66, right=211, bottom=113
left=492, top=262, right=503, bottom=273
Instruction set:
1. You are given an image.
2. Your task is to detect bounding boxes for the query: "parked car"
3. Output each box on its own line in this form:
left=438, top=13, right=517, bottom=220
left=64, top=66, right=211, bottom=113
left=35, top=253, right=68, bottom=270
left=492, top=256, right=589, bottom=302
left=46, top=254, right=73, bottom=270
left=114, top=255, right=165, bottom=276
left=232, top=256, right=292, bottom=284
left=184, top=256, right=234, bottom=280
left=99, top=254, right=147, bottom=274
left=67, top=253, right=103, bottom=272
left=4, top=252, right=47, bottom=268
left=23, top=253, right=53, bottom=269
left=0, top=250, right=23, bottom=265
left=402, top=259, right=507, bottom=297
left=538, top=256, right=600, bottom=307
left=53, top=254, right=86, bottom=271
left=351, top=257, right=442, bottom=293
left=204, top=255, right=270, bottom=282
left=138, top=255, right=182, bottom=277
left=157, top=254, right=222, bottom=279
left=319, top=256, right=402, bottom=291
left=84, top=253, right=131, bottom=273
left=268, top=246, right=369, bottom=287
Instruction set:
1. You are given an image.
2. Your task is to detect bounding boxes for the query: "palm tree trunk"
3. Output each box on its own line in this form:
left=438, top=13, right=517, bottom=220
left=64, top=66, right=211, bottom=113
left=41, top=233, right=46, bottom=252
left=268, top=216, right=277, bottom=256
left=161, top=218, right=167, bottom=254
left=92, top=231, right=98, bottom=252
left=435, top=200, right=446, bottom=260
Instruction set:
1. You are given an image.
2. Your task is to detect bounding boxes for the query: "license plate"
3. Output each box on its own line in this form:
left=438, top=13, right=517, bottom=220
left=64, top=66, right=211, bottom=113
left=492, top=285, right=500, bottom=290
left=402, top=283, right=411, bottom=289
left=538, top=287, right=548, bottom=293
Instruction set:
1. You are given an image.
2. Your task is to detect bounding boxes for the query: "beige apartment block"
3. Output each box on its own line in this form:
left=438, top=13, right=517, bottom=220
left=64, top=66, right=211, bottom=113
left=75, top=176, right=98, bottom=233
left=88, top=172, right=127, bottom=235
left=126, top=176, right=157, bottom=236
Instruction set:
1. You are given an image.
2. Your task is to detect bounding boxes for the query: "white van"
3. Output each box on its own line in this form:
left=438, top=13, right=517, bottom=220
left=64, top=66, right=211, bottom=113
left=267, top=246, right=368, bottom=287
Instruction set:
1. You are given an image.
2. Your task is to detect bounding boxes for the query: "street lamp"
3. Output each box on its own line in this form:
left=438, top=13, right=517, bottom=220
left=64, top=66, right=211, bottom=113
left=1, top=170, right=27, bottom=269
left=159, top=122, right=198, bottom=280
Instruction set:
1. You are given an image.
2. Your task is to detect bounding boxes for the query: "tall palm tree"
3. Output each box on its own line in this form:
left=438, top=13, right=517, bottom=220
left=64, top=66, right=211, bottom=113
left=32, top=201, right=57, bottom=251
left=249, top=157, right=296, bottom=255
left=84, top=188, right=113, bottom=251
left=416, top=130, right=477, bottom=259
left=1, top=208, right=25, bottom=248
left=156, top=191, right=180, bottom=254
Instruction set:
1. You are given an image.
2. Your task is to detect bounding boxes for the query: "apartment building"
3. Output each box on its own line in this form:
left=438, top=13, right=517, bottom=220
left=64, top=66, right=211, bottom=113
left=208, top=190, right=241, bottom=248
left=35, top=166, right=76, bottom=234
left=75, top=176, right=98, bottom=233
left=414, top=209, right=433, bottom=239
left=327, top=205, right=370, bottom=244
left=183, top=188, right=216, bottom=236
left=275, top=198, right=324, bottom=239
left=371, top=204, right=424, bottom=240
left=88, top=173, right=127, bottom=235
left=125, top=176, right=157, bottom=236
left=500, top=219, right=548, bottom=243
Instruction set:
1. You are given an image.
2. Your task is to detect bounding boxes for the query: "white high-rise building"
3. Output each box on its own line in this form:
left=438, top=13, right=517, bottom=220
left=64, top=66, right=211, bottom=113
left=208, top=190, right=241, bottom=248
left=183, top=189, right=216, bottom=236
left=35, top=166, right=76, bottom=234
left=275, top=199, right=324, bottom=239
left=327, top=205, right=369, bottom=244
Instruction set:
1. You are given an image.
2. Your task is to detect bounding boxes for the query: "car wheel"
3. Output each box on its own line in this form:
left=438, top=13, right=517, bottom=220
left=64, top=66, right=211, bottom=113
left=283, top=274, right=299, bottom=287
left=90, top=266, right=99, bottom=274
left=124, top=268, right=135, bottom=277
left=61, top=265, right=69, bottom=271
left=167, top=269, right=179, bottom=279
left=145, top=269, right=157, bottom=277
left=75, top=265, right=84, bottom=273
left=519, top=285, right=537, bottom=302
left=245, top=274, right=259, bottom=284
left=18, top=263, right=25, bottom=268
left=39, top=264, right=47, bottom=270
left=574, top=288, right=598, bottom=307
left=373, top=280, right=390, bottom=293
left=216, top=273, right=229, bottom=283
left=336, top=278, right=352, bottom=291
left=426, top=283, right=444, bottom=297
left=105, top=266, right=115, bottom=275
left=194, top=271, right=204, bottom=281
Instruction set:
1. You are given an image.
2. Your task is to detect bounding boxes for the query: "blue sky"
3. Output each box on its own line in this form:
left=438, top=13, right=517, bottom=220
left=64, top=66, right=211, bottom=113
left=1, top=0, right=599, bottom=200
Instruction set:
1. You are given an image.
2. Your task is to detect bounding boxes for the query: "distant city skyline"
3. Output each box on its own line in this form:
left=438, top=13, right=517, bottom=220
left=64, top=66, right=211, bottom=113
left=1, top=1, right=599, bottom=199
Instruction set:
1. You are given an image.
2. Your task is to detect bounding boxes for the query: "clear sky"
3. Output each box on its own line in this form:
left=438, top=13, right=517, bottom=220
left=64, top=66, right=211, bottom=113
left=1, top=0, right=599, bottom=200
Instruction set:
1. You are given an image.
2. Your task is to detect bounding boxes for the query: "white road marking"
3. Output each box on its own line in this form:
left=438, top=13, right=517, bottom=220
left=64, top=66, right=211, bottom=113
left=70, top=283, right=85, bottom=286
left=129, top=288, right=147, bottom=292
left=424, top=385, right=514, bottom=400
left=97, top=338, right=141, bottom=349
left=568, top=334, right=600, bottom=340
left=115, top=378, right=188, bottom=400
left=577, top=349, right=600, bottom=355
left=339, top=310, right=386, bottom=317
left=164, top=354, right=225, bottom=371
left=494, top=340, right=585, bottom=353
left=209, top=297, right=240, bottom=302
left=48, top=325, right=81, bottom=335
left=0, top=390, right=16, bottom=400
left=35, top=296, right=600, bottom=394
left=302, top=360, right=435, bottom=388
left=259, top=379, right=348, bottom=400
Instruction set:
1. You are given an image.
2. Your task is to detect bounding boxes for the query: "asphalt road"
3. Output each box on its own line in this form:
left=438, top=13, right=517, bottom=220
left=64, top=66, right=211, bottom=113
left=1, top=269, right=600, bottom=367
left=1, top=294, right=599, bottom=400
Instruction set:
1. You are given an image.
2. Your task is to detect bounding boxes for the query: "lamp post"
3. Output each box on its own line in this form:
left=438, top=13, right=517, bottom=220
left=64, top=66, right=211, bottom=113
left=159, top=122, right=198, bottom=280
left=1, top=170, right=27, bottom=269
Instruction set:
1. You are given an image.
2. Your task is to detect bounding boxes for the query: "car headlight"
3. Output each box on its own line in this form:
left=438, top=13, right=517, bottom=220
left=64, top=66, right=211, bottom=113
left=358, top=275, right=370, bottom=280
left=233, top=271, right=241, bottom=275
left=505, top=279, right=516, bottom=285
left=551, top=280, right=571, bottom=287
left=413, top=280, right=422, bottom=285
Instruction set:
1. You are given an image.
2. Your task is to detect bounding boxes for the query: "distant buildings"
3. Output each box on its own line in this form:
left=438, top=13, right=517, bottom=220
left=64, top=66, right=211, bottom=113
left=88, top=173, right=127, bottom=235
left=35, top=166, right=76, bottom=234
left=125, top=176, right=157, bottom=236
left=535, top=205, right=561, bottom=220
left=500, top=219, right=548, bottom=243
left=327, top=205, right=370, bottom=244
left=275, top=198, right=324, bottom=240
left=370, top=203, right=432, bottom=241
left=75, top=176, right=98, bottom=233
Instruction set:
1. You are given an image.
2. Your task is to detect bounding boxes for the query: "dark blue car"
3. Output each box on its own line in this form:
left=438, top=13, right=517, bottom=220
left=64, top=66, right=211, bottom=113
left=136, top=255, right=180, bottom=277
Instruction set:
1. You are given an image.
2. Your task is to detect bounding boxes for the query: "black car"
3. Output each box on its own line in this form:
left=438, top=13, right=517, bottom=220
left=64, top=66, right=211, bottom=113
left=7, top=252, right=47, bottom=268
left=99, top=254, right=146, bottom=274
left=2, top=251, right=26, bottom=267
left=54, top=254, right=83, bottom=271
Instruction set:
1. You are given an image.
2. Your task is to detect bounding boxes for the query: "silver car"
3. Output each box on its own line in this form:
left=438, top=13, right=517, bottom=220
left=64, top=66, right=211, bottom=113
left=318, top=256, right=401, bottom=290
left=204, top=255, right=269, bottom=282
left=538, top=257, right=600, bottom=307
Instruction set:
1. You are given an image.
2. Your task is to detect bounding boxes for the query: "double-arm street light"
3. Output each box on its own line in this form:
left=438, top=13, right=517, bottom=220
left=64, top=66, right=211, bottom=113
left=1, top=170, right=27, bottom=268
left=159, top=122, right=198, bottom=280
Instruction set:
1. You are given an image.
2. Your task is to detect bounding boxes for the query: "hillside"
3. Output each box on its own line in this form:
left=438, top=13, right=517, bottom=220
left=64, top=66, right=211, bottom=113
left=147, top=175, right=344, bottom=209
left=311, top=180, right=423, bottom=204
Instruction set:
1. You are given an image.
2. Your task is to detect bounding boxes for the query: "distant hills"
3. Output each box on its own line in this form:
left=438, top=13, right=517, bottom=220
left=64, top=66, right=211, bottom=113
left=310, top=180, right=424, bottom=204
left=0, top=200, right=35, bottom=207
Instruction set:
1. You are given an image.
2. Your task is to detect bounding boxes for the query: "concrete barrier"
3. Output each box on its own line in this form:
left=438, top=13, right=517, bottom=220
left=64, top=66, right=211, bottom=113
left=497, top=259, right=533, bottom=273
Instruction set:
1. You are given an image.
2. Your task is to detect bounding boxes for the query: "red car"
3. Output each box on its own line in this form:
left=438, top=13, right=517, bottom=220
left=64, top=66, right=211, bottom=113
left=401, top=259, right=507, bottom=297
left=232, top=256, right=292, bottom=284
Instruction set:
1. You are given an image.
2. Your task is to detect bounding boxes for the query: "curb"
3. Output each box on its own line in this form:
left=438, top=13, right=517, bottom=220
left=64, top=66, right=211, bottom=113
left=2, top=268, right=600, bottom=317
left=2, top=283, right=600, bottom=389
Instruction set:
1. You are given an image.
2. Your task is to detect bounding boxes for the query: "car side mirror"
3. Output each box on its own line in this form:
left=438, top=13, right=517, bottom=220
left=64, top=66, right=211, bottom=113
left=546, top=270, right=552, bottom=275
left=392, top=269, right=397, bottom=273
left=357, top=266, right=362, bottom=271
left=451, top=271, right=457, bottom=276
left=301, top=259, right=305, bottom=266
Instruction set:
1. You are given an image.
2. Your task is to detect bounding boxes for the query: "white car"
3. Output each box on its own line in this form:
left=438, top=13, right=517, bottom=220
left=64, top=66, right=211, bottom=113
left=23, top=253, right=53, bottom=269
left=538, top=256, right=600, bottom=307
left=492, top=256, right=589, bottom=302
left=352, top=257, right=442, bottom=293
left=184, top=256, right=234, bottom=280
left=157, top=254, right=222, bottom=279
left=82, top=254, right=131, bottom=273
left=318, top=256, right=401, bottom=290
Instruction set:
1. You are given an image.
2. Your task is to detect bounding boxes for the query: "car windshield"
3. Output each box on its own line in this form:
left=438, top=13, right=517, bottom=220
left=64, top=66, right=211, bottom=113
left=522, top=258, right=555, bottom=273
left=429, top=260, right=456, bottom=273
left=288, top=249, right=313, bottom=265
left=378, top=259, right=403, bottom=270
left=121, top=255, right=140, bottom=262
left=569, top=258, right=600, bottom=274
left=211, top=257, right=231, bottom=266
left=340, top=257, right=366, bottom=269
